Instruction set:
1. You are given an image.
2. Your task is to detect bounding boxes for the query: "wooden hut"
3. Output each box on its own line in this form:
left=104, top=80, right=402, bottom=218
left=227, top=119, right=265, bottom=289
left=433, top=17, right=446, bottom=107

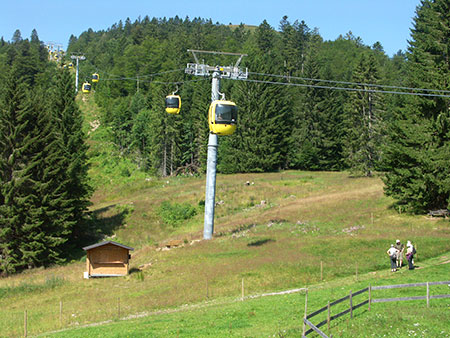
left=83, top=241, right=134, bottom=278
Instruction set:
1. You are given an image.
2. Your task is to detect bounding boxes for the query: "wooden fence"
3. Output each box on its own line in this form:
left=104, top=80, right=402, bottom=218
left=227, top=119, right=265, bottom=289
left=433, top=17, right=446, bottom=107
left=302, top=280, right=450, bottom=337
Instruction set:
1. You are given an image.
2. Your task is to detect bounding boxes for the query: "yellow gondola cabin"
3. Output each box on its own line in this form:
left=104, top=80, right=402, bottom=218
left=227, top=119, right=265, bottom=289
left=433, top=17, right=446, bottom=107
left=165, top=95, right=181, bottom=114
left=208, top=100, right=237, bottom=135
left=92, top=73, right=99, bottom=83
left=82, top=82, right=91, bottom=93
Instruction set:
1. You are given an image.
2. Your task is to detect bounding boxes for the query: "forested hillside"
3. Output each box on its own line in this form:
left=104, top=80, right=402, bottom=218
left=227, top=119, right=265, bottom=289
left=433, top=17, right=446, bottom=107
left=66, top=15, right=404, bottom=177
left=0, top=0, right=449, bottom=274
left=66, top=8, right=449, bottom=214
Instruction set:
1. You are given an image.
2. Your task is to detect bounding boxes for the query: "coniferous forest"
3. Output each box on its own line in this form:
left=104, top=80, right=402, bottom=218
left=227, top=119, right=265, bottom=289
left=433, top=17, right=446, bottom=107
left=0, top=0, right=449, bottom=273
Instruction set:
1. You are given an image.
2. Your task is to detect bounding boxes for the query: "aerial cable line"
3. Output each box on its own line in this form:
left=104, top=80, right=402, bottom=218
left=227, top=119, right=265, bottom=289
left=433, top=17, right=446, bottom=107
left=93, top=68, right=186, bottom=81
left=88, top=66, right=450, bottom=97
left=100, top=77, right=208, bottom=85
left=148, top=78, right=210, bottom=85
left=249, top=71, right=450, bottom=95
left=136, top=68, right=186, bottom=78
left=236, top=78, right=450, bottom=98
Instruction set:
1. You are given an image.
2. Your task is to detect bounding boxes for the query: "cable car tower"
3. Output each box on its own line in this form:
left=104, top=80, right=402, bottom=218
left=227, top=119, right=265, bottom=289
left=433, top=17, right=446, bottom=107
left=185, top=49, right=248, bottom=240
left=71, top=54, right=86, bottom=92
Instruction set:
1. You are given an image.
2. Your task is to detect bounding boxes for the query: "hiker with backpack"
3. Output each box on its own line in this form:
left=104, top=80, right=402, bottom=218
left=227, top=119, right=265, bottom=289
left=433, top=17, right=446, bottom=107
left=406, top=240, right=416, bottom=270
left=387, top=244, right=399, bottom=272
left=394, top=239, right=404, bottom=268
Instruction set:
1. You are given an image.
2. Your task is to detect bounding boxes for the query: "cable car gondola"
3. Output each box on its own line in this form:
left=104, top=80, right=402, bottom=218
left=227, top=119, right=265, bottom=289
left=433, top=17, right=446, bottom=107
left=165, top=94, right=181, bottom=114
left=92, top=73, right=99, bottom=83
left=82, top=82, right=91, bottom=93
left=68, top=63, right=73, bottom=69
left=208, top=100, right=237, bottom=135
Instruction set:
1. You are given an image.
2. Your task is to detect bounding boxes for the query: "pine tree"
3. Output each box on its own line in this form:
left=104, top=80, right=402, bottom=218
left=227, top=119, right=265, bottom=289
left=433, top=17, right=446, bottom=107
left=0, top=69, right=43, bottom=273
left=344, top=52, right=384, bottom=176
left=24, top=90, right=73, bottom=266
left=289, top=32, right=336, bottom=170
left=279, top=16, right=309, bottom=77
left=219, top=25, right=290, bottom=173
left=51, top=69, right=92, bottom=246
left=383, top=0, right=450, bottom=212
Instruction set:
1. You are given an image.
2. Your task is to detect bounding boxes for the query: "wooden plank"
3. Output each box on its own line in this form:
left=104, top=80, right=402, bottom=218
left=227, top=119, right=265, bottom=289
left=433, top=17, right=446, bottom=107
left=327, top=301, right=331, bottom=332
left=330, top=307, right=351, bottom=321
left=430, top=294, right=450, bottom=299
left=307, top=304, right=329, bottom=319
left=372, top=282, right=427, bottom=290
left=329, top=294, right=350, bottom=307
left=372, top=281, right=450, bottom=290
left=349, top=290, right=353, bottom=319
left=352, top=287, right=369, bottom=297
left=372, top=296, right=426, bottom=303
left=353, top=299, right=369, bottom=310
left=303, top=318, right=329, bottom=338
left=305, top=318, right=328, bottom=336
left=302, top=289, right=308, bottom=337
left=428, top=281, right=450, bottom=286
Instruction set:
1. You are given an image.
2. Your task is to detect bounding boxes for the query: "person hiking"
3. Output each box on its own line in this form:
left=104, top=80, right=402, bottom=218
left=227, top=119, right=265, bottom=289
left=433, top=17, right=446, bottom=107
left=406, top=241, right=415, bottom=270
left=387, top=244, right=398, bottom=272
left=394, top=239, right=404, bottom=268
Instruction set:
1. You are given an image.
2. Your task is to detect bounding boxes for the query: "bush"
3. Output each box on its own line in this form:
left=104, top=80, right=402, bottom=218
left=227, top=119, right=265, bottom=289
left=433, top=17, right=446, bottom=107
left=158, top=201, right=197, bottom=227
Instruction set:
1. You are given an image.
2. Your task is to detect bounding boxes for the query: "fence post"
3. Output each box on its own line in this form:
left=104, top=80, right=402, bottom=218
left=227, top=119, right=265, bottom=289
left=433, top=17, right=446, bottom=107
left=368, top=284, right=371, bottom=311
left=302, top=288, right=308, bottom=336
left=426, top=282, right=429, bottom=308
left=327, top=300, right=331, bottom=333
left=241, top=278, right=244, bottom=301
left=349, top=290, right=353, bottom=319
left=24, top=310, right=27, bottom=337
left=355, top=263, right=358, bottom=281
left=60, top=300, right=63, bottom=327
left=320, top=261, right=323, bottom=281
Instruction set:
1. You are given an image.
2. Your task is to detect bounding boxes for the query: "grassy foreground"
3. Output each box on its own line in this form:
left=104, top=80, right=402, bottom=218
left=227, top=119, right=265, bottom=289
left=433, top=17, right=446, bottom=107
left=0, top=170, right=449, bottom=337
left=41, top=256, right=450, bottom=337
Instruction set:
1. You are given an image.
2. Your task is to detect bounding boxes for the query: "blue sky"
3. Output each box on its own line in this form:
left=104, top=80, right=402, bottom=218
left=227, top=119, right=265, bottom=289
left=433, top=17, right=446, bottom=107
left=1, top=0, right=419, bottom=57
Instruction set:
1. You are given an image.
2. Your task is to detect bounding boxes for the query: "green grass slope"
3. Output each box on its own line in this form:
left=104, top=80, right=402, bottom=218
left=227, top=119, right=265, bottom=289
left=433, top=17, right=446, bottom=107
left=1, top=169, right=448, bottom=337
left=39, top=256, right=450, bottom=337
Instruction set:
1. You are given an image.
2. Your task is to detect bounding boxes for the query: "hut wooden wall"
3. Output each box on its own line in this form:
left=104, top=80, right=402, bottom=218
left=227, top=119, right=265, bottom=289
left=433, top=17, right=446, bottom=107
left=86, top=243, right=129, bottom=276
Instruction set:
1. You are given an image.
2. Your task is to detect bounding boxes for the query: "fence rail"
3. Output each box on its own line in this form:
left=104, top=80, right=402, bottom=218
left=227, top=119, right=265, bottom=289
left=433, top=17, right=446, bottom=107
left=303, top=280, right=450, bottom=337
left=371, top=280, right=449, bottom=290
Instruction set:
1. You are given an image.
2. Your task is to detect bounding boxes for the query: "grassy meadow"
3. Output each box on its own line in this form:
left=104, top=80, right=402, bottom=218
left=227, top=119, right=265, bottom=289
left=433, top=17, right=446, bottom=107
left=0, top=169, right=449, bottom=337
left=39, top=258, right=450, bottom=337
left=0, top=95, right=448, bottom=337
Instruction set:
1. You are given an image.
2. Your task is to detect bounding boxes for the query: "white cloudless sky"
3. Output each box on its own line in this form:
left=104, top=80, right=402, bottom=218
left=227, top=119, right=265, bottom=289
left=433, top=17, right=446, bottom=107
left=1, top=0, right=419, bottom=57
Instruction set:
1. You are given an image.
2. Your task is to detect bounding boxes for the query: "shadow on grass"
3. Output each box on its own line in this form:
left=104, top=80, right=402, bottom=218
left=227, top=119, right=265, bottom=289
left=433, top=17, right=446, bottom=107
left=66, top=204, right=132, bottom=261
left=247, top=238, right=275, bottom=247
left=129, top=267, right=141, bottom=274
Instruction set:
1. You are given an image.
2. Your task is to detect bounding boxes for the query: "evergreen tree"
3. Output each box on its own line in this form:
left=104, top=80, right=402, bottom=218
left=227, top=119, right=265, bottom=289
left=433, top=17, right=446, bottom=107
left=25, top=90, right=73, bottom=266
left=0, top=70, right=36, bottom=273
left=289, top=33, right=331, bottom=170
left=383, top=0, right=450, bottom=212
left=219, top=23, right=289, bottom=173
left=344, top=52, right=384, bottom=176
left=11, top=29, right=22, bottom=44
left=51, top=69, right=92, bottom=246
left=279, top=16, right=309, bottom=77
